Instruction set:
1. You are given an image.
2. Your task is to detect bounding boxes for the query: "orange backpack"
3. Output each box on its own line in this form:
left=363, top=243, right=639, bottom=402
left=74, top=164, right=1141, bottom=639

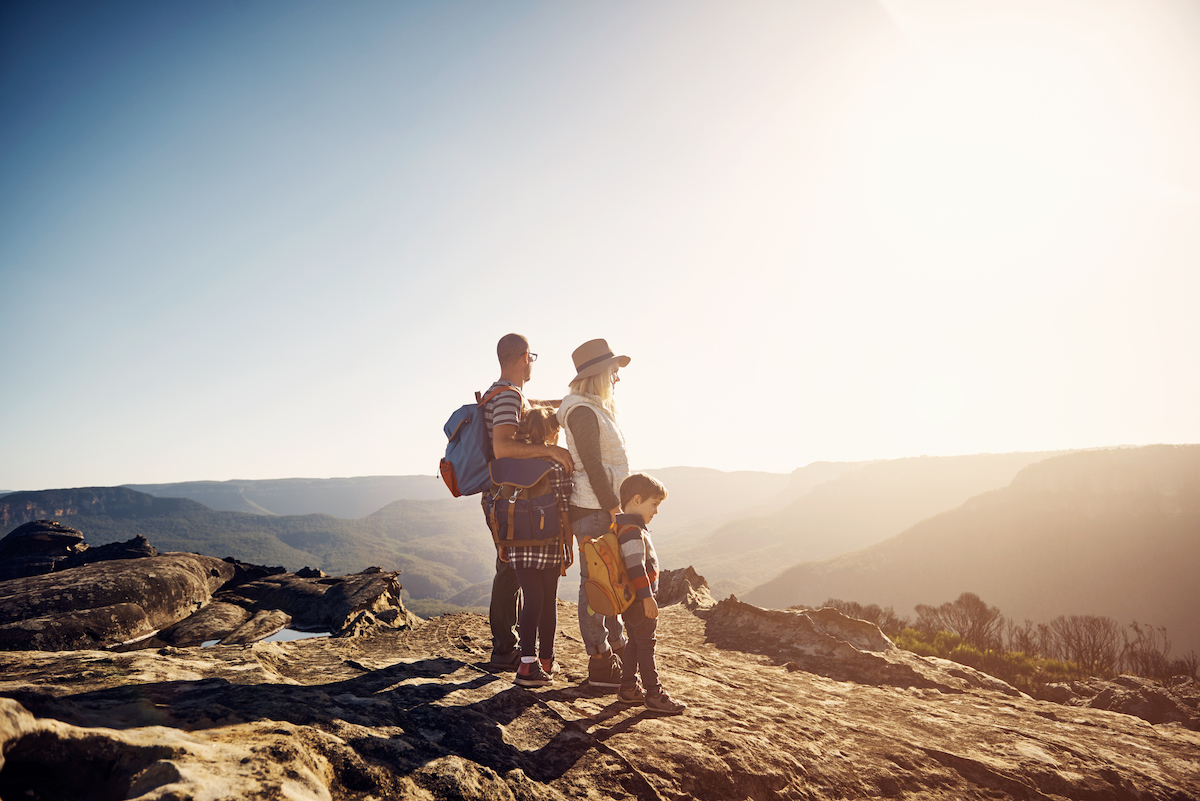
left=579, top=524, right=636, bottom=616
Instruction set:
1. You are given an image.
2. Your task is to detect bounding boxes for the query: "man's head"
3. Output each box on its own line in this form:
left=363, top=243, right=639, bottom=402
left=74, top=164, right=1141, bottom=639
left=620, top=472, right=667, bottom=524
left=497, top=333, right=534, bottom=382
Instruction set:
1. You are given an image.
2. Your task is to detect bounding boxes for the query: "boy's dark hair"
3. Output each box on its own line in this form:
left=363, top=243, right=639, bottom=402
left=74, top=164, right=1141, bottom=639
left=497, top=333, right=530, bottom=367
left=620, top=472, right=667, bottom=509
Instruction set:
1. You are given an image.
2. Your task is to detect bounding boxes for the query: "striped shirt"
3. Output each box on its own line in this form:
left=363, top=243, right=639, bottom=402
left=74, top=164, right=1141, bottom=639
left=616, top=513, right=659, bottom=601
left=481, top=381, right=525, bottom=461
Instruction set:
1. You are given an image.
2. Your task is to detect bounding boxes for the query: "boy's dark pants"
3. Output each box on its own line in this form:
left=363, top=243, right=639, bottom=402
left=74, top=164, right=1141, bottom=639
left=620, top=598, right=661, bottom=697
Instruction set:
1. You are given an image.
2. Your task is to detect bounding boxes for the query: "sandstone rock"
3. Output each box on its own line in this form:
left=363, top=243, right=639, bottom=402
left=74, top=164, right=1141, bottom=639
left=656, top=565, right=715, bottom=609
left=0, top=553, right=234, bottom=651
left=160, top=601, right=253, bottom=647
left=60, top=534, right=157, bottom=569
left=1041, top=674, right=1200, bottom=730
left=220, top=609, right=292, bottom=645
left=218, top=568, right=420, bottom=635
left=704, top=596, right=1024, bottom=695
left=0, top=520, right=85, bottom=579
left=1, top=593, right=1197, bottom=799
left=0, top=547, right=417, bottom=652
left=221, top=556, right=287, bottom=587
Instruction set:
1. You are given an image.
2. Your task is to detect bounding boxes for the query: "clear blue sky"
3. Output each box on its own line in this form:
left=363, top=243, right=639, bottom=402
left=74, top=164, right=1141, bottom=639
left=3, top=1, right=1199, bottom=490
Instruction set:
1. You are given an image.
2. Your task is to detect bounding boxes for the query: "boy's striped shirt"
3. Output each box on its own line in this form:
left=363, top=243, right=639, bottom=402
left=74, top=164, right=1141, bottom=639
left=615, top=514, right=659, bottom=601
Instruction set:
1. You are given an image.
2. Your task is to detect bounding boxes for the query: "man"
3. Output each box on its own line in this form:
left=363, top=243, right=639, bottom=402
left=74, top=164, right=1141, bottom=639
left=483, top=333, right=573, bottom=668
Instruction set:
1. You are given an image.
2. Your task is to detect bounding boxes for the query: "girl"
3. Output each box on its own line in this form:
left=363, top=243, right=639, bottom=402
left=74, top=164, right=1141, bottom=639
left=508, top=406, right=572, bottom=687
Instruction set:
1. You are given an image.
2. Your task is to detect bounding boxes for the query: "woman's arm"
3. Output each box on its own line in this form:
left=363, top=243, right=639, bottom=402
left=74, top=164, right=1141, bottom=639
left=567, top=406, right=620, bottom=514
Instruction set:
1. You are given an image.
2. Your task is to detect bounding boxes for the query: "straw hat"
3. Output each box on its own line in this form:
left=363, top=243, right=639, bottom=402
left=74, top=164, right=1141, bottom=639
left=569, top=339, right=631, bottom=384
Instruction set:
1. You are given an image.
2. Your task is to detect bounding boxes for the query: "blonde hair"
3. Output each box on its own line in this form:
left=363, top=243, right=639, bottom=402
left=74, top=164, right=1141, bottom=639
left=568, top=364, right=618, bottom=416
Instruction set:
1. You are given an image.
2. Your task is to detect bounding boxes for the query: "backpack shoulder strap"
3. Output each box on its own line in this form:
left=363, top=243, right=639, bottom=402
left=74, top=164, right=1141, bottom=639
left=477, top=384, right=522, bottom=408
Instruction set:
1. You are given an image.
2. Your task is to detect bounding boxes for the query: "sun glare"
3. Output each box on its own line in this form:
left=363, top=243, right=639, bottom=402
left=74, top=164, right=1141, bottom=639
left=843, top=10, right=1156, bottom=268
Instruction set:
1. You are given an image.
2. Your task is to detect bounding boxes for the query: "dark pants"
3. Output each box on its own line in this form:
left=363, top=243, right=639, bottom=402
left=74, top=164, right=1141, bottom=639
left=490, top=556, right=520, bottom=653
left=514, top=566, right=559, bottom=660
left=620, top=598, right=660, bottom=696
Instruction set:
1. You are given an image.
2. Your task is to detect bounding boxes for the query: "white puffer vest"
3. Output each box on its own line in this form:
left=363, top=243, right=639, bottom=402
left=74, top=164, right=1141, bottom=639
left=557, top=393, right=630, bottom=510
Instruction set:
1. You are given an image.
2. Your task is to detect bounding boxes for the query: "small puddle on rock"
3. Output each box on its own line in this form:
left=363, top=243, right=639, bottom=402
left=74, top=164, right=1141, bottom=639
left=201, top=629, right=332, bottom=647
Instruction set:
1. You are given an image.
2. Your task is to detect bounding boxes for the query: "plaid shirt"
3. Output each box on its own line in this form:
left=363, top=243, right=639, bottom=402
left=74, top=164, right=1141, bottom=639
left=507, top=462, right=572, bottom=570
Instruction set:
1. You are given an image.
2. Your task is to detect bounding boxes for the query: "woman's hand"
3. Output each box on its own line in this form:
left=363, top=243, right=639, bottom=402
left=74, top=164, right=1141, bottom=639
left=643, top=596, right=659, bottom=619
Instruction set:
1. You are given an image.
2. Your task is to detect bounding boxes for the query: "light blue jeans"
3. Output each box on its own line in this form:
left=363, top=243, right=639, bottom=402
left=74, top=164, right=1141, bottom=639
left=573, top=509, right=627, bottom=656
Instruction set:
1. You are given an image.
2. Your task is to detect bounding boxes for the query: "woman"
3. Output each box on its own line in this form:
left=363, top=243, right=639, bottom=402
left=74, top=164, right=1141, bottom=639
left=558, top=338, right=631, bottom=689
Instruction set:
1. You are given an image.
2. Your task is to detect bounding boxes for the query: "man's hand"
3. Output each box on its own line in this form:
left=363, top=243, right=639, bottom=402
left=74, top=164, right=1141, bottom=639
left=644, top=596, right=659, bottom=619
left=546, top=444, right=574, bottom=473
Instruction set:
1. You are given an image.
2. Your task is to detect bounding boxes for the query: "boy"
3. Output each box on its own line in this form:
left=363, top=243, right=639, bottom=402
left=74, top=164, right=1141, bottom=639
left=614, top=473, right=687, bottom=714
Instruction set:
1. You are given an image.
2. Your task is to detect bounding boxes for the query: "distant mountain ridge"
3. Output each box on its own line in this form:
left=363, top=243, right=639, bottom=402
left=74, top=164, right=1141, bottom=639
left=0, top=467, right=794, bottom=615
left=125, top=475, right=447, bottom=518
left=659, top=450, right=1071, bottom=597
left=743, top=445, right=1200, bottom=658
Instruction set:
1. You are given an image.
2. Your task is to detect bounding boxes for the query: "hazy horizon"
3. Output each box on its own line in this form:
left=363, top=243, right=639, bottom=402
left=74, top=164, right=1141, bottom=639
left=0, top=442, right=1163, bottom=495
left=4, top=1, right=1199, bottom=490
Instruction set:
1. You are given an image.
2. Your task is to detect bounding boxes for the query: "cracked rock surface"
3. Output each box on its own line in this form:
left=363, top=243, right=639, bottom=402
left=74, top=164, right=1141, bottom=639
left=2, top=577, right=1198, bottom=800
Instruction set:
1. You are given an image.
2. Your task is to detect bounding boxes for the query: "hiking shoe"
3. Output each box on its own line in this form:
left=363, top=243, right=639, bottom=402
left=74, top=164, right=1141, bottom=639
left=645, top=690, right=686, bottom=714
left=489, top=647, right=521, bottom=670
left=586, top=651, right=623, bottom=689
left=617, top=681, right=645, bottom=705
left=539, top=658, right=558, bottom=676
left=514, top=661, right=552, bottom=687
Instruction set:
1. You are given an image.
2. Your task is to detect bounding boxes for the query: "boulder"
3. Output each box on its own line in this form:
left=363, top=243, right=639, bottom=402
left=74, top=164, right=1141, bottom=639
left=0, top=553, right=235, bottom=650
left=0, top=520, right=86, bottom=579
left=159, top=601, right=253, bottom=647
left=1040, top=674, right=1200, bottom=730
left=217, top=569, right=419, bottom=635
left=220, top=609, right=292, bottom=645
left=656, top=565, right=715, bottom=609
left=60, top=534, right=157, bottom=569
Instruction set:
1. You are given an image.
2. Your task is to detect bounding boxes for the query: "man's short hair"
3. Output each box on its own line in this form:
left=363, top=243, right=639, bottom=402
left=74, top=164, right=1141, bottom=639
left=620, top=472, right=668, bottom=509
left=497, top=333, right=529, bottom=367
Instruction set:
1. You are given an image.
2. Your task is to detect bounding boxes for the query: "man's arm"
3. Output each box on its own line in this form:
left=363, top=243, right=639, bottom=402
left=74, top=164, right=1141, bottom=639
left=528, top=399, right=561, bottom=409
left=492, top=424, right=573, bottom=472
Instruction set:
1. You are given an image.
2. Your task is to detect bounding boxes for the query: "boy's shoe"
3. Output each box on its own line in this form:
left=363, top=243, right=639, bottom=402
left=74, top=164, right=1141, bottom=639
left=514, top=661, right=552, bottom=687
left=539, top=658, right=558, bottom=676
left=586, top=651, right=623, bottom=689
left=617, top=681, right=645, bottom=705
left=645, top=690, right=687, bottom=714
left=489, top=647, right=521, bottom=670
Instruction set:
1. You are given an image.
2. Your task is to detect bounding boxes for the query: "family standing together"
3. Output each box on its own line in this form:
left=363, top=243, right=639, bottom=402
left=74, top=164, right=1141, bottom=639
left=475, top=333, right=686, bottom=714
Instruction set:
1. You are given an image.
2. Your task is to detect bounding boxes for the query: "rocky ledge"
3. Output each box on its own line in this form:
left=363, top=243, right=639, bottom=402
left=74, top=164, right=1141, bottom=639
left=1, top=571, right=1198, bottom=800
left=0, top=520, right=418, bottom=652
